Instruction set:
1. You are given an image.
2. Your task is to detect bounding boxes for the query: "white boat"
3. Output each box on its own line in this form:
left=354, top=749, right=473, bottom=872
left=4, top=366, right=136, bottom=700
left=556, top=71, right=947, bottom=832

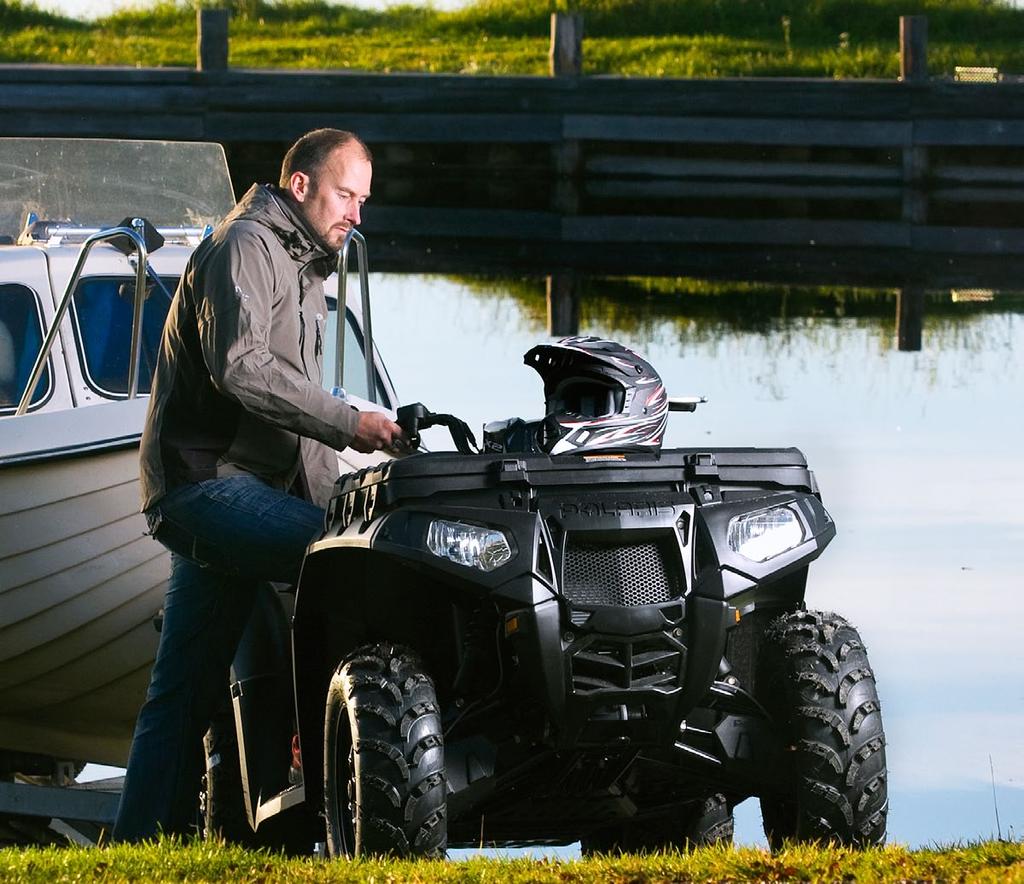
left=0, top=139, right=398, bottom=774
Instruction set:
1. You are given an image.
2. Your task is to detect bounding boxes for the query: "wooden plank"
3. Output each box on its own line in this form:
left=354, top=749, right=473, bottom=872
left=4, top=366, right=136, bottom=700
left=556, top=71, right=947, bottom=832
left=916, top=119, right=1024, bottom=146
left=0, top=113, right=203, bottom=138
left=585, top=156, right=901, bottom=181
left=585, top=180, right=902, bottom=201
left=371, top=233, right=1024, bottom=285
left=933, top=164, right=1024, bottom=185
left=912, top=225, right=1024, bottom=254
left=360, top=206, right=561, bottom=240
left=366, top=207, right=1024, bottom=256
left=561, top=215, right=910, bottom=248
left=206, top=71, right=912, bottom=118
left=931, top=186, right=1024, bottom=203
left=910, top=80, right=1024, bottom=118
left=565, top=115, right=912, bottom=147
left=0, top=85, right=204, bottom=112
left=205, top=112, right=563, bottom=143
left=4, top=66, right=1024, bottom=121
left=205, top=72, right=570, bottom=112
left=0, top=64, right=197, bottom=84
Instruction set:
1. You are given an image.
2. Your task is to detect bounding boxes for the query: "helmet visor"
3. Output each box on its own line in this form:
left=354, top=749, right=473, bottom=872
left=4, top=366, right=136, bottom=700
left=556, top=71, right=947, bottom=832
left=548, top=378, right=624, bottom=418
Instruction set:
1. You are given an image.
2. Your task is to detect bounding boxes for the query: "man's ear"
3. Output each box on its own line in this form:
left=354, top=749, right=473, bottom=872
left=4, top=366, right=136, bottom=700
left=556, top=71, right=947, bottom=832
left=289, top=171, right=310, bottom=203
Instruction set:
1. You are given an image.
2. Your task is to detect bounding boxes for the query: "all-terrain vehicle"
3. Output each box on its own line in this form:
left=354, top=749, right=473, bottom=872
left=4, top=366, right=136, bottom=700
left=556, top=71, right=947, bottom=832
left=213, top=336, right=887, bottom=856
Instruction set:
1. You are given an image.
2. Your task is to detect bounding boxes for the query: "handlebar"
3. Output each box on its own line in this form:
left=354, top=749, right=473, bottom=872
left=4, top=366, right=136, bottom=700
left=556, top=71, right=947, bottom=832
left=396, top=403, right=479, bottom=455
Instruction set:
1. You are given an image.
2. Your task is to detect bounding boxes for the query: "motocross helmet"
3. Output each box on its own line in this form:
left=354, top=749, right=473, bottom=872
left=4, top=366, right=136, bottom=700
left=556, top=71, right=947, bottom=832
left=523, top=336, right=668, bottom=455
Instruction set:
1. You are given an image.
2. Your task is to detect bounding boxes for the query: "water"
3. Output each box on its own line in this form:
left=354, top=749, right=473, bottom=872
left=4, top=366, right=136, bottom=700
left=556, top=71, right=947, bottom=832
left=82, top=271, right=1023, bottom=850
left=365, top=272, right=1024, bottom=849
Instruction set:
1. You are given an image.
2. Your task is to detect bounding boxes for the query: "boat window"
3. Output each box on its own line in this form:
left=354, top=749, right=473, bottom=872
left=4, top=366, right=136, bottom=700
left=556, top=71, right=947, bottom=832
left=322, top=301, right=392, bottom=408
left=0, top=283, right=51, bottom=412
left=71, top=275, right=177, bottom=397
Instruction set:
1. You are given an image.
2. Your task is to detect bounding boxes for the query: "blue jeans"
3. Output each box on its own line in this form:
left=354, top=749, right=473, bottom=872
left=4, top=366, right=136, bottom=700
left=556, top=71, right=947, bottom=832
left=112, top=475, right=324, bottom=842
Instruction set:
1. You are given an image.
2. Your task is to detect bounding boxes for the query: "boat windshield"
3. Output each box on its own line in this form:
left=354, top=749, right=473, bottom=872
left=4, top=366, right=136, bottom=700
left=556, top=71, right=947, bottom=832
left=0, top=138, right=235, bottom=240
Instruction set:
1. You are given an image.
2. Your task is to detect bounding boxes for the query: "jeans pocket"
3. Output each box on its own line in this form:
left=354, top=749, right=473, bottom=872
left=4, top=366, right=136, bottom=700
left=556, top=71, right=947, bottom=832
left=148, top=507, right=221, bottom=570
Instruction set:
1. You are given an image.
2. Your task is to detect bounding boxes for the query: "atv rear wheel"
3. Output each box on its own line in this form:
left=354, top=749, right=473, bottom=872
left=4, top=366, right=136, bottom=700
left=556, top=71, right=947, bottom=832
left=757, top=611, right=887, bottom=847
left=580, top=793, right=733, bottom=854
left=323, top=643, right=447, bottom=857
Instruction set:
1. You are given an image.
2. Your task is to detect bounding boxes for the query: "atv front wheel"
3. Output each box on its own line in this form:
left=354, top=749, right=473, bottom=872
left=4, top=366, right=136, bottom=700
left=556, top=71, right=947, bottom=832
left=323, top=643, right=446, bottom=857
left=758, top=611, right=887, bottom=847
left=580, top=793, right=734, bottom=854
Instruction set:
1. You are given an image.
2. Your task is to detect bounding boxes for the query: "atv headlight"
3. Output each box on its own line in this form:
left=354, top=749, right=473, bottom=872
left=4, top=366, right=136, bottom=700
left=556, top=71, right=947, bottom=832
left=727, top=504, right=805, bottom=562
left=427, top=519, right=513, bottom=572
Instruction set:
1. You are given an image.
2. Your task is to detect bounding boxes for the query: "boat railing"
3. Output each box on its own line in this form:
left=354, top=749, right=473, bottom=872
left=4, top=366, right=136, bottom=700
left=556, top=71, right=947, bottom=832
left=336, top=228, right=376, bottom=405
left=16, top=220, right=150, bottom=416
left=22, top=222, right=212, bottom=249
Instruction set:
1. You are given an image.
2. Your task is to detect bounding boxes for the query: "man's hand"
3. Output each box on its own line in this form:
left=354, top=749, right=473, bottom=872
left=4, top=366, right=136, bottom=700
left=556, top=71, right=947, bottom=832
left=351, top=411, right=408, bottom=454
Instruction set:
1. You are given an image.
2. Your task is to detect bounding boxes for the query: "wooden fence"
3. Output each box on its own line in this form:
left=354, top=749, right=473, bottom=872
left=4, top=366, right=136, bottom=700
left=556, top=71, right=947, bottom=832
left=3, top=12, right=1024, bottom=268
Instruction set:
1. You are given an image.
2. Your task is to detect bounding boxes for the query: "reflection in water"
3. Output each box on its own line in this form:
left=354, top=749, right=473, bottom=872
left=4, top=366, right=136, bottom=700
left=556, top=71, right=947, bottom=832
left=452, top=274, right=1023, bottom=355
left=370, top=273, right=1024, bottom=849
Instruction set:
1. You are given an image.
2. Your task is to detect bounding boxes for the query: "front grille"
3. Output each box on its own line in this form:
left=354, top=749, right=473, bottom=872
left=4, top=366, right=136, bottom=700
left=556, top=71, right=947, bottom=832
left=563, top=536, right=683, bottom=606
left=571, top=635, right=685, bottom=693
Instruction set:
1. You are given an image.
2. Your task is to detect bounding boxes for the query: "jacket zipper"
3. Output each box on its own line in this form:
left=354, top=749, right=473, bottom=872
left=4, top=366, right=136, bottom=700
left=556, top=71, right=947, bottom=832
left=298, top=307, right=310, bottom=379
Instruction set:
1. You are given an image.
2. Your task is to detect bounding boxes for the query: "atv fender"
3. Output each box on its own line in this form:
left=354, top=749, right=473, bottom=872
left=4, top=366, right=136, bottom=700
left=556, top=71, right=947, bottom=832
left=227, top=583, right=296, bottom=829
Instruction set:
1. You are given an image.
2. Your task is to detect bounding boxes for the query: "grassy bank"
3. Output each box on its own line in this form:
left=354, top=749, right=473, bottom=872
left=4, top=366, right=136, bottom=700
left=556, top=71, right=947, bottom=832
left=2, top=838, right=1024, bottom=883
left=2, top=0, right=1024, bottom=76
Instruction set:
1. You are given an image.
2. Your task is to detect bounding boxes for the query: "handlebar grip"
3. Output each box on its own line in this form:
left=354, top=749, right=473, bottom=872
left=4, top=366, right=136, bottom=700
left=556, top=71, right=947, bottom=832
left=396, top=403, right=432, bottom=450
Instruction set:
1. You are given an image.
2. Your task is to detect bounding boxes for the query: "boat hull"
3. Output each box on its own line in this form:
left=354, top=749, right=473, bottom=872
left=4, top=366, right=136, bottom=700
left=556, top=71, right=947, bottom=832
left=0, top=398, right=391, bottom=766
left=0, top=449, right=164, bottom=766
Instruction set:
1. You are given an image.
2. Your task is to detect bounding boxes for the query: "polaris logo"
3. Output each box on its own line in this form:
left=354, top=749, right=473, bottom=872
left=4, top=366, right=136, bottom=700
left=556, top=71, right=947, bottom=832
left=560, top=502, right=675, bottom=518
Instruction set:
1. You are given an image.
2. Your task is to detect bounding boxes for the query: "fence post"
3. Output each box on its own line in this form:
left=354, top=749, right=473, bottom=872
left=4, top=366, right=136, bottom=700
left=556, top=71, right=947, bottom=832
left=896, top=287, right=925, bottom=351
left=899, top=15, right=928, bottom=82
left=899, top=17, right=929, bottom=224
left=550, top=12, right=583, bottom=77
left=197, top=8, right=229, bottom=72
left=547, top=273, right=580, bottom=337
left=902, top=146, right=928, bottom=224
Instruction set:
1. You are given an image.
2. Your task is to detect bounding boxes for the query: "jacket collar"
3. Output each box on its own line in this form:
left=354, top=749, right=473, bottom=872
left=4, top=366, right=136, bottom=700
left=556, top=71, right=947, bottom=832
left=227, top=184, right=335, bottom=274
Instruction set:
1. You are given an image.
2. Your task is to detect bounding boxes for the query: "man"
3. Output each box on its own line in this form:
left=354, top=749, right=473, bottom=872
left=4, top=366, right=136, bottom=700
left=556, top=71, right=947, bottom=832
left=113, top=129, right=403, bottom=841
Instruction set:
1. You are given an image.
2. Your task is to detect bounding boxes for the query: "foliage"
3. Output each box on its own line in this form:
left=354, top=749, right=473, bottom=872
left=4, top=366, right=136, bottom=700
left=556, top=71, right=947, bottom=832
left=1, top=837, right=1023, bottom=883
left=443, top=0, right=1024, bottom=42
left=0, top=0, right=82, bottom=29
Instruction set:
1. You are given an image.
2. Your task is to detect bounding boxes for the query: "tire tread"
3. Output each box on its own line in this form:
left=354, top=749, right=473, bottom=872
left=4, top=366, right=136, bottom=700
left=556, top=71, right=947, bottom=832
left=324, top=642, right=446, bottom=858
left=758, top=610, right=887, bottom=848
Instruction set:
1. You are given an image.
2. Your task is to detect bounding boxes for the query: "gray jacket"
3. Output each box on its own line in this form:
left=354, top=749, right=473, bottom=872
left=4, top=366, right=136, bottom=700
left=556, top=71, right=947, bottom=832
left=139, top=184, right=359, bottom=511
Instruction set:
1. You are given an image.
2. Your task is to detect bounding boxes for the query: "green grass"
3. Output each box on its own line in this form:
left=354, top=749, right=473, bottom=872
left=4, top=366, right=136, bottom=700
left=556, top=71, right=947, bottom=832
left=2, top=838, right=1023, bottom=883
left=2, top=0, right=1024, bottom=76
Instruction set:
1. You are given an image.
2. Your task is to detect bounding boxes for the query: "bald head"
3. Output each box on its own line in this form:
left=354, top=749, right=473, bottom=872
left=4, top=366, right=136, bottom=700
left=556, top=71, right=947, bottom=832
left=279, top=128, right=372, bottom=189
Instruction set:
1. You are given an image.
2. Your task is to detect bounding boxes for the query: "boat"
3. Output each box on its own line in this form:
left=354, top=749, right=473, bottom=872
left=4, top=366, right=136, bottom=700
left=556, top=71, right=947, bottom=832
left=0, top=138, right=398, bottom=778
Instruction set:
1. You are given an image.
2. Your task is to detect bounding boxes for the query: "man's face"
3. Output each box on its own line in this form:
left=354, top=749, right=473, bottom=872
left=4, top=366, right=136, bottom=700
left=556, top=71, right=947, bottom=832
left=289, top=145, right=372, bottom=252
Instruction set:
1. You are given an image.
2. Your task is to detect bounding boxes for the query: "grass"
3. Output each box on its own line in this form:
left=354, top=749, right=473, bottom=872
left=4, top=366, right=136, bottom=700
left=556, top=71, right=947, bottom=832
left=1, top=838, right=1023, bottom=883
left=2, top=0, right=1024, bottom=76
